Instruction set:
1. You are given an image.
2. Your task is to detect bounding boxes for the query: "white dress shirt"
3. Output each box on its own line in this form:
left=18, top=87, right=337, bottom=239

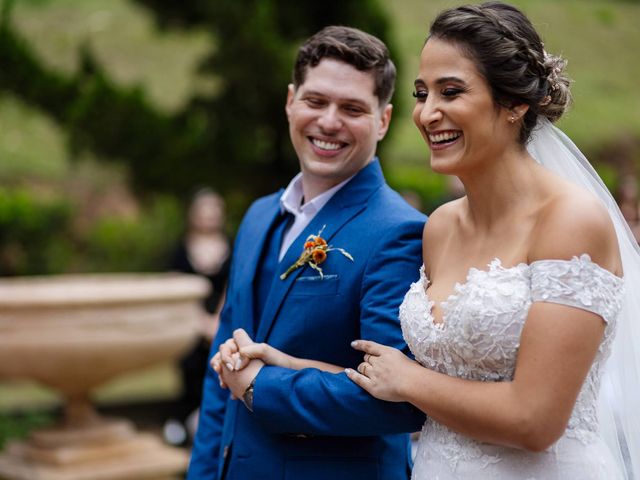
left=278, top=173, right=355, bottom=260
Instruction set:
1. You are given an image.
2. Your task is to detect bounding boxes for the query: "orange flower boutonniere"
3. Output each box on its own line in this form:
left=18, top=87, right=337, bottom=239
left=280, top=226, right=353, bottom=280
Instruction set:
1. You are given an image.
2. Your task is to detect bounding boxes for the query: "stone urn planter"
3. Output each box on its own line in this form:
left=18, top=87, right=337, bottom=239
left=0, top=273, right=210, bottom=480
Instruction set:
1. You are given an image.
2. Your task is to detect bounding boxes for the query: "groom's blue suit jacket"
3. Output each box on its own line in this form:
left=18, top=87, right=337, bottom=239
left=188, top=160, right=427, bottom=480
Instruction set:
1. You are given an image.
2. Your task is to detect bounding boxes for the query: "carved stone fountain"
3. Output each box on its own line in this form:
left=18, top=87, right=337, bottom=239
left=0, top=273, right=209, bottom=480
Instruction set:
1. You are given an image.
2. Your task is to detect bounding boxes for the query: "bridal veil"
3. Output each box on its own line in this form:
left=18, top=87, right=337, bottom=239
left=527, top=118, right=640, bottom=479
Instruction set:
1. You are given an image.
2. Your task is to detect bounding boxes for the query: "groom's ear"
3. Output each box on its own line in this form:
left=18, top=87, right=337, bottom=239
left=285, top=84, right=296, bottom=119
left=377, top=103, right=393, bottom=141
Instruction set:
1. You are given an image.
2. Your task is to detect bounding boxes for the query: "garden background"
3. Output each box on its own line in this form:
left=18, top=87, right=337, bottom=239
left=1, top=0, right=639, bottom=446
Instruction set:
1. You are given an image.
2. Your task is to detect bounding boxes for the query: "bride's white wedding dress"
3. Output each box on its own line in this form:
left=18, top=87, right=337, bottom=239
left=400, top=254, right=625, bottom=479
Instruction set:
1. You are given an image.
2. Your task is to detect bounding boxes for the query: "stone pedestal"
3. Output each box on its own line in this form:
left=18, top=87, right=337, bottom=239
left=0, top=273, right=209, bottom=480
left=0, top=422, right=187, bottom=480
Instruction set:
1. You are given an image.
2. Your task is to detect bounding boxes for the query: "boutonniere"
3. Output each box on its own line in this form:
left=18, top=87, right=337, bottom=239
left=280, top=226, right=353, bottom=280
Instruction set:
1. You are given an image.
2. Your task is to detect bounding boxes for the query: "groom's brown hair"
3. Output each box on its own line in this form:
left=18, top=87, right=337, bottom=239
left=292, top=26, right=396, bottom=107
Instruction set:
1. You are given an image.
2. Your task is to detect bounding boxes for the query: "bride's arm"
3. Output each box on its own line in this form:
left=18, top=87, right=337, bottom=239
left=211, top=335, right=343, bottom=375
left=349, top=300, right=603, bottom=452
left=348, top=196, right=621, bottom=452
left=239, top=343, right=344, bottom=373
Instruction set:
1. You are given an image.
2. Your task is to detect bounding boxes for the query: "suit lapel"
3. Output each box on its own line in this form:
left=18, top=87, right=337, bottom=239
left=237, top=193, right=282, bottom=338
left=255, top=160, right=385, bottom=343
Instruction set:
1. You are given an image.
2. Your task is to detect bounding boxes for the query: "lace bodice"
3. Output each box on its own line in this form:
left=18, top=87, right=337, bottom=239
left=400, top=254, right=625, bottom=478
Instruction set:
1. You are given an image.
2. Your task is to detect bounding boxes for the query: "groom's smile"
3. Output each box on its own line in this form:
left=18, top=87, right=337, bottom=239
left=309, top=136, right=347, bottom=155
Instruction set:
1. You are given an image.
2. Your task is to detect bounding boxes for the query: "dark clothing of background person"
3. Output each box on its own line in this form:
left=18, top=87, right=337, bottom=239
left=169, top=240, right=231, bottom=429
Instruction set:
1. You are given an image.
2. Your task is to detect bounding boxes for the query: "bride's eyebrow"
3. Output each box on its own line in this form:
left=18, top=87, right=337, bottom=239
left=413, top=76, right=468, bottom=87
left=435, top=76, right=467, bottom=86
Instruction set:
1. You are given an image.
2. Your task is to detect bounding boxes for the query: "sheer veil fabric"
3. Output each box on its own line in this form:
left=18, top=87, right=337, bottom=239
left=527, top=118, right=640, bottom=479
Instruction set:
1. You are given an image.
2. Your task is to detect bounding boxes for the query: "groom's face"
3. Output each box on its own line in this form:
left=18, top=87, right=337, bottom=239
left=286, top=58, right=392, bottom=197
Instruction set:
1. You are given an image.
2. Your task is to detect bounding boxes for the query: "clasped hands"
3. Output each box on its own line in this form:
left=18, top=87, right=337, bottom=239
left=210, top=329, right=263, bottom=400
left=210, top=328, right=297, bottom=400
left=211, top=328, right=417, bottom=404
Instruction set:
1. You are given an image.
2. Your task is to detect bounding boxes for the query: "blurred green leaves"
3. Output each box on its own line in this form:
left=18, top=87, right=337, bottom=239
left=0, top=0, right=397, bottom=202
left=0, top=187, right=182, bottom=275
left=0, top=187, right=72, bottom=275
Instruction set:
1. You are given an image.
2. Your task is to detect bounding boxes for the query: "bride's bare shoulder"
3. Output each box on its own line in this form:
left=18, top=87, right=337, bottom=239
left=422, top=197, right=465, bottom=259
left=424, top=197, right=465, bottom=236
left=530, top=183, right=620, bottom=273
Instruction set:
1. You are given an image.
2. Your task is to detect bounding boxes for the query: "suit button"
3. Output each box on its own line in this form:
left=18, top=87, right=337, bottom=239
left=223, top=445, right=229, bottom=459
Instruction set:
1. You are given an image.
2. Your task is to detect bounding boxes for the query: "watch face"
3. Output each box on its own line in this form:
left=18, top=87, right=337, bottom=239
left=243, top=383, right=255, bottom=411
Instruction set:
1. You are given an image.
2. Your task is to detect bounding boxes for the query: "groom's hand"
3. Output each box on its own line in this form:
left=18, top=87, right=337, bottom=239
left=220, top=356, right=264, bottom=401
left=217, top=329, right=264, bottom=401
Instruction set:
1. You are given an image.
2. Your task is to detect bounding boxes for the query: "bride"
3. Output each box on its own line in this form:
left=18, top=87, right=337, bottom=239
left=213, top=2, right=639, bottom=478
left=343, top=2, right=639, bottom=478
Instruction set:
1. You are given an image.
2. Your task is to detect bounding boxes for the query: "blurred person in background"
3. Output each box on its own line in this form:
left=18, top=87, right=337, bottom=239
left=165, top=188, right=231, bottom=445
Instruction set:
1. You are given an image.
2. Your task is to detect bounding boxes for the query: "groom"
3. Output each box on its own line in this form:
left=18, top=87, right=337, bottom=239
left=188, top=26, right=426, bottom=480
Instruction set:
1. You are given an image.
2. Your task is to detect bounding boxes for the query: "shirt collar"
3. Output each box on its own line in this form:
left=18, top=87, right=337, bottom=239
left=280, top=172, right=355, bottom=217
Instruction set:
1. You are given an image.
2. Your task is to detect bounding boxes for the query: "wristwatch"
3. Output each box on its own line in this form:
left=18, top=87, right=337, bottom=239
left=242, top=376, right=256, bottom=412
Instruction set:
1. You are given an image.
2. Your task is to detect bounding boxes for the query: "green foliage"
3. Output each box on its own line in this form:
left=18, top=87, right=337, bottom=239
left=0, top=19, right=205, bottom=194
left=0, top=187, right=73, bottom=275
left=3, top=0, right=638, bottom=276
left=0, top=411, right=54, bottom=449
left=82, top=195, right=183, bottom=272
left=0, top=187, right=183, bottom=275
left=385, top=165, right=449, bottom=214
left=0, top=0, right=398, bottom=206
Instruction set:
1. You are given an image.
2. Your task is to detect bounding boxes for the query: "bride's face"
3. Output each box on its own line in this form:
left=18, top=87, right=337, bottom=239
left=412, top=38, right=515, bottom=176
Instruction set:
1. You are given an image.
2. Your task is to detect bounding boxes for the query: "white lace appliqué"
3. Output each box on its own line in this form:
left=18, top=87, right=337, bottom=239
left=400, top=255, right=624, bottom=475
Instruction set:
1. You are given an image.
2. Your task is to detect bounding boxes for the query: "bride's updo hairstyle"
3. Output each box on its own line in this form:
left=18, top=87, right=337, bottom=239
left=429, top=1, right=571, bottom=144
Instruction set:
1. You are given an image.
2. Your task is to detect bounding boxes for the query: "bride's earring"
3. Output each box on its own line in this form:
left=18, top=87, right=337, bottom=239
left=509, top=105, right=528, bottom=124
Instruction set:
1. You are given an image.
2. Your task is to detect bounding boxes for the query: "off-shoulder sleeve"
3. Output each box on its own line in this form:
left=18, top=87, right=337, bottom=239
left=530, top=254, right=624, bottom=324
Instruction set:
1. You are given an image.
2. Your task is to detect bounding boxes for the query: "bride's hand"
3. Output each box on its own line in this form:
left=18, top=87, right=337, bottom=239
left=239, top=343, right=295, bottom=369
left=211, top=329, right=255, bottom=378
left=346, top=340, right=417, bottom=402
